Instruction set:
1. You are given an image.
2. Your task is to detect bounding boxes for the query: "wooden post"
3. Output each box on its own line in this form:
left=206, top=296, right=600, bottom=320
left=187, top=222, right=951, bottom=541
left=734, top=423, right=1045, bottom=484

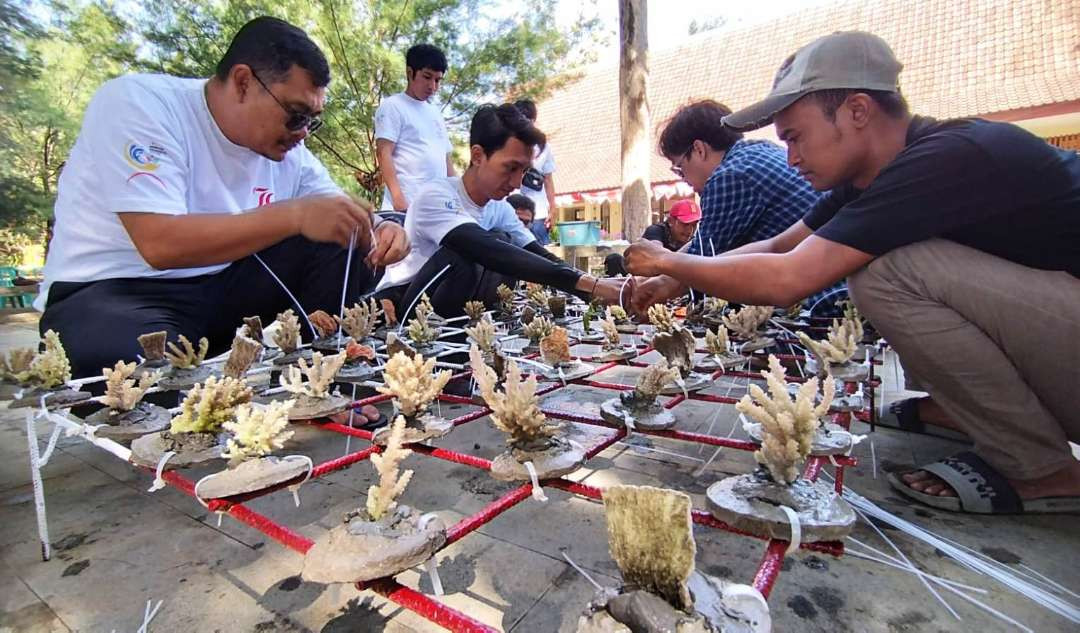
left=619, top=0, right=651, bottom=242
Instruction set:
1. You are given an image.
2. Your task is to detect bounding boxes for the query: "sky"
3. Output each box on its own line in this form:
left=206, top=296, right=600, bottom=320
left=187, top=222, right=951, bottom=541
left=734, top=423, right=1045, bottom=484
left=555, top=0, right=838, bottom=61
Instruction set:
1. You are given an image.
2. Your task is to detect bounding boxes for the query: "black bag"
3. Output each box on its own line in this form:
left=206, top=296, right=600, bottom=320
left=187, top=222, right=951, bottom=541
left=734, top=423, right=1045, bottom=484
left=521, top=166, right=544, bottom=192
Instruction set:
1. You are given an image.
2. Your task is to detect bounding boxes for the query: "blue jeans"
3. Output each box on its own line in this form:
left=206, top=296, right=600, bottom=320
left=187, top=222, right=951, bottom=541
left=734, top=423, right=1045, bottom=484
left=530, top=219, right=550, bottom=245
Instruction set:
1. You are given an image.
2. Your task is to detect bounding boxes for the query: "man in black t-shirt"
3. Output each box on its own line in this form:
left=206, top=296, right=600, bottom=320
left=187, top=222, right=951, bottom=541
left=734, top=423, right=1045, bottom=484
left=625, top=31, right=1080, bottom=515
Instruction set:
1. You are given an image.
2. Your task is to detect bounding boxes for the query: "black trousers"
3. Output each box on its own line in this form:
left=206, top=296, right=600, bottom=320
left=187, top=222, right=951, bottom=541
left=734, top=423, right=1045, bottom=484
left=376, top=230, right=516, bottom=320
left=41, top=236, right=375, bottom=378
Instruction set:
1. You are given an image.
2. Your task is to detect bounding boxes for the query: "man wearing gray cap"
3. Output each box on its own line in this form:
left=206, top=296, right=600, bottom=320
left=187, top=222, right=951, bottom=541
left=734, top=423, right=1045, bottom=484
left=625, top=31, right=1080, bottom=515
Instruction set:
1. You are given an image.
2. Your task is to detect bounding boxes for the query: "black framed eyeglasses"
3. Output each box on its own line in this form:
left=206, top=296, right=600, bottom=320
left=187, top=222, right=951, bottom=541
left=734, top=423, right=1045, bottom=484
left=670, top=148, right=692, bottom=178
left=251, top=71, right=323, bottom=134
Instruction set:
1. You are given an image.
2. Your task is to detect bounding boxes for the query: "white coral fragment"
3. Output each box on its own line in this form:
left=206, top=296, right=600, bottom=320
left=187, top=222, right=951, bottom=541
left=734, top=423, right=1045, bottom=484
left=376, top=352, right=452, bottom=418
left=469, top=345, right=557, bottom=445
left=365, top=415, right=415, bottom=520
left=222, top=400, right=296, bottom=465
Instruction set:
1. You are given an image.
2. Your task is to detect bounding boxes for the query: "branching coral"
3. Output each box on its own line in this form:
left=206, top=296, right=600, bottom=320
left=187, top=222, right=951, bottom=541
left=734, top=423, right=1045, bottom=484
left=376, top=352, right=452, bottom=419
left=600, top=317, right=622, bottom=350
left=405, top=302, right=439, bottom=347
left=841, top=302, right=865, bottom=342
left=221, top=400, right=296, bottom=466
left=164, top=335, right=209, bottom=369
left=365, top=415, right=415, bottom=520
left=465, top=316, right=497, bottom=355
left=526, top=283, right=551, bottom=309
left=273, top=310, right=301, bottom=354
left=797, top=319, right=858, bottom=369
left=0, top=348, right=35, bottom=383
left=137, top=331, right=167, bottom=361
left=101, top=361, right=161, bottom=411
left=647, top=304, right=677, bottom=333
left=736, top=355, right=834, bottom=484
left=223, top=336, right=261, bottom=379
left=703, top=297, right=728, bottom=315
left=170, top=375, right=254, bottom=434
left=469, top=345, right=557, bottom=445
left=634, top=359, right=680, bottom=402
left=280, top=352, right=347, bottom=398
left=539, top=327, right=572, bottom=366
left=464, top=300, right=486, bottom=322
left=608, top=305, right=629, bottom=322
left=496, top=283, right=515, bottom=313
left=29, top=330, right=72, bottom=388
left=704, top=326, right=731, bottom=357
left=523, top=315, right=554, bottom=343
left=338, top=298, right=382, bottom=341
left=721, top=305, right=773, bottom=339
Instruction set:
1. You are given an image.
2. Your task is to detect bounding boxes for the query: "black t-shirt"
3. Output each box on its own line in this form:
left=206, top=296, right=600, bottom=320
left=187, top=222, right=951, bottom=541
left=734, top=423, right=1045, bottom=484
left=642, top=222, right=683, bottom=251
left=802, top=116, right=1080, bottom=277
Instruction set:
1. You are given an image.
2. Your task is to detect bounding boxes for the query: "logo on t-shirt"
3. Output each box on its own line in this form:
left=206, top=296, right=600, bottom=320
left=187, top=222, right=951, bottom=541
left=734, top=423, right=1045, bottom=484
left=123, top=142, right=164, bottom=171
left=253, top=187, right=275, bottom=206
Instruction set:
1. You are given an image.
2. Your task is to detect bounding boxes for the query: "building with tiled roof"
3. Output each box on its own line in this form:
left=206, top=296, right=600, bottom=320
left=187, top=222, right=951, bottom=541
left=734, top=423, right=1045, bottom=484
left=537, top=0, right=1080, bottom=237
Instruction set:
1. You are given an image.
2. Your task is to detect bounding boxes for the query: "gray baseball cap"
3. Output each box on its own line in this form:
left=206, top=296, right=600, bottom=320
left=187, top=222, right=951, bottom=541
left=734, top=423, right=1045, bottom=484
left=723, top=31, right=902, bottom=131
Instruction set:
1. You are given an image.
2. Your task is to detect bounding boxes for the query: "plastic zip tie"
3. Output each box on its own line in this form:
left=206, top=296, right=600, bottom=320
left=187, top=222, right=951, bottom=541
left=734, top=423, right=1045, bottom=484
left=286, top=454, right=315, bottom=507
left=523, top=461, right=548, bottom=502
left=254, top=253, right=317, bottom=339
left=778, top=505, right=801, bottom=556
left=148, top=451, right=177, bottom=492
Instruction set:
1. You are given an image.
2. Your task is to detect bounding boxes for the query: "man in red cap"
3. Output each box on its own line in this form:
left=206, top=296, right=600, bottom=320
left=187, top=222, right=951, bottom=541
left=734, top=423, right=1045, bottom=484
left=604, top=200, right=699, bottom=275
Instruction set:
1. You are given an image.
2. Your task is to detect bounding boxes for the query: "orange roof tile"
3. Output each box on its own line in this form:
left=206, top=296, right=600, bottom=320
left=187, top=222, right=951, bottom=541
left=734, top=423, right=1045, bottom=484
left=537, top=0, right=1080, bottom=195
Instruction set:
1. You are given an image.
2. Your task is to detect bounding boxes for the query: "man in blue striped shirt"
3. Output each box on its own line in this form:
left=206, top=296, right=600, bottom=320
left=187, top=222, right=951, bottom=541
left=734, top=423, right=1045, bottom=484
left=650, top=100, right=847, bottom=313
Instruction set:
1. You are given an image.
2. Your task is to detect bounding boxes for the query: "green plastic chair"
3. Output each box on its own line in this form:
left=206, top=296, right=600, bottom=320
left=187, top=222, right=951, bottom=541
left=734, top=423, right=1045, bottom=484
left=0, top=267, right=35, bottom=308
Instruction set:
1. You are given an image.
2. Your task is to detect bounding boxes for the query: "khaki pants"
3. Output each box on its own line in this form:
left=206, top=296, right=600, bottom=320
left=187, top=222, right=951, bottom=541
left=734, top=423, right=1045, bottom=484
left=848, top=239, right=1080, bottom=481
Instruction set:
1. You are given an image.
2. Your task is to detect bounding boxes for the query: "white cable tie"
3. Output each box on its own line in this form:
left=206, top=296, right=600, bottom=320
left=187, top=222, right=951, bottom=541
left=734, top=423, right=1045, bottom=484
left=828, top=454, right=840, bottom=467
left=778, top=505, right=802, bottom=555
left=561, top=550, right=606, bottom=591
left=216, top=512, right=224, bottom=527
left=739, top=413, right=756, bottom=437
left=397, top=264, right=451, bottom=332
left=869, top=438, right=878, bottom=480
left=423, top=557, right=444, bottom=596
left=523, top=461, right=548, bottom=502
left=286, top=454, right=315, bottom=507
left=254, top=253, right=317, bottom=339
left=557, top=366, right=567, bottom=386
left=148, top=451, right=177, bottom=492
left=135, top=599, right=164, bottom=633
left=36, top=392, right=51, bottom=419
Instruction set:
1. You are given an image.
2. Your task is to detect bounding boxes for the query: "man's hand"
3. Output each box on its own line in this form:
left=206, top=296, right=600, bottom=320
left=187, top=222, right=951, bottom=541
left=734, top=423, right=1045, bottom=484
left=623, top=239, right=673, bottom=278
left=392, top=193, right=409, bottom=212
left=295, top=195, right=375, bottom=249
left=631, top=275, right=685, bottom=316
left=308, top=309, right=337, bottom=338
left=591, top=276, right=634, bottom=309
left=366, top=221, right=410, bottom=268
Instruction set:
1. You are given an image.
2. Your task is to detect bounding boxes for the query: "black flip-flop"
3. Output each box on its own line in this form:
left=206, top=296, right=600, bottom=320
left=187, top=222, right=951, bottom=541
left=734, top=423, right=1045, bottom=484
left=878, top=398, right=969, bottom=441
left=887, top=451, right=1080, bottom=514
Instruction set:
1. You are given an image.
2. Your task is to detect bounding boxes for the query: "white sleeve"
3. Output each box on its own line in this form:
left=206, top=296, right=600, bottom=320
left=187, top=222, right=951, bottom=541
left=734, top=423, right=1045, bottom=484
left=493, top=203, right=536, bottom=247
left=374, top=98, right=404, bottom=143
left=86, top=78, right=189, bottom=215
left=539, top=145, right=556, bottom=175
left=295, top=147, right=344, bottom=198
left=409, top=182, right=474, bottom=246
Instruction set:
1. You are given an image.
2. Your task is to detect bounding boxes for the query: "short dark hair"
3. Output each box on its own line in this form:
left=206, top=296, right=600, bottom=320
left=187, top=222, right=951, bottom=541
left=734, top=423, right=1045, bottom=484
left=406, top=44, right=448, bottom=74
left=515, top=99, right=538, bottom=121
left=507, top=194, right=535, bottom=214
left=470, top=104, right=547, bottom=157
left=658, top=100, right=743, bottom=159
left=805, top=89, right=909, bottom=121
left=216, top=17, right=330, bottom=87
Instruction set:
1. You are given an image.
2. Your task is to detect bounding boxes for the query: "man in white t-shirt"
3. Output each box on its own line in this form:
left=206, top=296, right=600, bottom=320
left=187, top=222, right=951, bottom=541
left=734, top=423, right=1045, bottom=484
left=513, top=99, right=557, bottom=245
left=375, top=44, right=455, bottom=212
left=373, top=104, right=628, bottom=320
left=38, top=17, right=409, bottom=377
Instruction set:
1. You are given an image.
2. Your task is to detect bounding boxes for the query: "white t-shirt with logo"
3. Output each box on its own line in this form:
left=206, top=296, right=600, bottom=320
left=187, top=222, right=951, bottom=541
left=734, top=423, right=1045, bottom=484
left=518, top=143, right=556, bottom=219
left=37, top=73, right=342, bottom=310
left=374, top=92, right=453, bottom=210
left=376, top=177, right=535, bottom=291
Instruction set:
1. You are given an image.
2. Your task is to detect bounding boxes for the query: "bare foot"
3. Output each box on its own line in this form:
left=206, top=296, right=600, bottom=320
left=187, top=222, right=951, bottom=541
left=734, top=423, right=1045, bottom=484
left=901, top=460, right=1080, bottom=501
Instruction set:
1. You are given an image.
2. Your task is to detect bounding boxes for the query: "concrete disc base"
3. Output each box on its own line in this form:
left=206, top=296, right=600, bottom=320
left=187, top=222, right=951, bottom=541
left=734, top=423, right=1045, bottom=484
left=130, top=431, right=223, bottom=469
left=158, top=365, right=214, bottom=391
left=373, top=415, right=452, bottom=445
left=287, top=394, right=352, bottom=420
left=85, top=401, right=172, bottom=441
left=8, top=387, right=93, bottom=410
left=539, top=360, right=594, bottom=382
left=490, top=437, right=586, bottom=481
left=595, top=347, right=637, bottom=362
left=302, top=506, right=447, bottom=584
left=658, top=372, right=710, bottom=395
left=196, top=455, right=309, bottom=499
left=706, top=473, right=855, bottom=543
left=745, top=421, right=854, bottom=456
left=695, top=353, right=747, bottom=372
left=600, top=398, right=676, bottom=430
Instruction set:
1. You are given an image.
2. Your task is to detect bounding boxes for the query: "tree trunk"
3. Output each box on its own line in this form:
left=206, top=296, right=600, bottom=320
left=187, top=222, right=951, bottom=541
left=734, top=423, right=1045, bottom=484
left=618, top=0, right=650, bottom=242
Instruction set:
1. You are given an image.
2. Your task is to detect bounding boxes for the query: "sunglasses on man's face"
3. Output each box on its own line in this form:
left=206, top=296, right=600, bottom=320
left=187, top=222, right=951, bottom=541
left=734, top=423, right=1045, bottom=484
left=252, top=71, right=324, bottom=133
